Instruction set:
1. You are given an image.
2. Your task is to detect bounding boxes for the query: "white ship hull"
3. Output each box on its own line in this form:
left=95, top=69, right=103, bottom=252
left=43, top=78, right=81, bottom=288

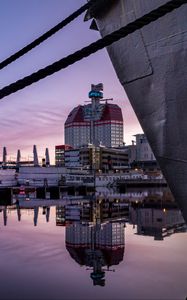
left=93, top=0, right=187, bottom=221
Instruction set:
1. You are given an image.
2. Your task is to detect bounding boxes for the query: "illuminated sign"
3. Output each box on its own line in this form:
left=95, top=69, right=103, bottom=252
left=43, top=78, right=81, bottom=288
left=88, top=91, right=103, bottom=98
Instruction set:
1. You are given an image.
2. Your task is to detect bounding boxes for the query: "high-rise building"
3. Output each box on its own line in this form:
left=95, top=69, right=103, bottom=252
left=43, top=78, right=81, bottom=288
left=65, top=84, right=123, bottom=148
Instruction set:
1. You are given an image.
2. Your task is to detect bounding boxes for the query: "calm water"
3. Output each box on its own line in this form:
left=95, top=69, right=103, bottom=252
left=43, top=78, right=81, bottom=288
left=0, top=187, right=187, bottom=300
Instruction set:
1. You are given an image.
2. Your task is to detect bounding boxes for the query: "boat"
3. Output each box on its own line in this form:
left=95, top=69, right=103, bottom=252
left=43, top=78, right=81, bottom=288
left=85, top=0, right=187, bottom=222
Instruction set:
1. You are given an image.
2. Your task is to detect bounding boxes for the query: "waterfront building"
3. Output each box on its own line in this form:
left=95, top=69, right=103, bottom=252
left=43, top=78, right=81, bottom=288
left=131, top=160, right=161, bottom=173
left=133, top=133, right=160, bottom=173
left=64, top=144, right=128, bottom=172
left=55, top=144, right=72, bottom=167
left=18, top=166, right=66, bottom=186
left=117, top=141, right=136, bottom=164
left=64, top=149, right=81, bottom=168
left=123, top=134, right=160, bottom=173
left=65, top=84, right=123, bottom=148
left=135, top=134, right=156, bottom=161
left=99, top=146, right=128, bottom=172
left=116, top=135, right=155, bottom=166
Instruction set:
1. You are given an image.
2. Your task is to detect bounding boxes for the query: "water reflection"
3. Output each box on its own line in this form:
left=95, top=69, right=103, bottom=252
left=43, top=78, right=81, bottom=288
left=130, top=205, right=185, bottom=240
left=0, top=187, right=186, bottom=293
left=0, top=187, right=186, bottom=234
left=2, top=206, right=7, bottom=226
left=66, top=221, right=124, bottom=286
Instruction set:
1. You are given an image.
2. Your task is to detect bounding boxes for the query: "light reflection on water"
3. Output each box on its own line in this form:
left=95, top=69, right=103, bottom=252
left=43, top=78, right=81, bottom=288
left=0, top=187, right=187, bottom=300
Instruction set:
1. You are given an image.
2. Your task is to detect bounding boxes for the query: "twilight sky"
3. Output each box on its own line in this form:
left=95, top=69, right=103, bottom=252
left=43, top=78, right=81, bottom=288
left=0, top=0, right=142, bottom=163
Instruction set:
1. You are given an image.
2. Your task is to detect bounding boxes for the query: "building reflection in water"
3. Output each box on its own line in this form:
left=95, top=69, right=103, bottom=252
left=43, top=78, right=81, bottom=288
left=62, top=195, right=186, bottom=284
left=65, top=209, right=125, bottom=286
left=129, top=205, right=186, bottom=240
left=127, top=189, right=186, bottom=240
left=0, top=189, right=186, bottom=238
left=66, top=221, right=124, bottom=286
left=0, top=202, right=51, bottom=227
left=3, top=206, right=7, bottom=226
left=34, top=206, right=39, bottom=226
left=16, top=200, right=21, bottom=222
left=0, top=188, right=187, bottom=285
left=57, top=198, right=127, bottom=286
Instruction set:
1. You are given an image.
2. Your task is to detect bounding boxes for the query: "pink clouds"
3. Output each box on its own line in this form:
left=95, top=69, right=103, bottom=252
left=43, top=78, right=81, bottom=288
left=0, top=0, right=142, bottom=161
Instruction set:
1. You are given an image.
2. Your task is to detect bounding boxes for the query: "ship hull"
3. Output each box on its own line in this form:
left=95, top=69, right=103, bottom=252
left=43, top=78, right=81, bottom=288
left=94, top=0, right=187, bottom=222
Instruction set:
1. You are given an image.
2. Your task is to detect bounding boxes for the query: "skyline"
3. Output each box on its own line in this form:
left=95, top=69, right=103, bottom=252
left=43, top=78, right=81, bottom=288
left=0, top=0, right=142, bottom=162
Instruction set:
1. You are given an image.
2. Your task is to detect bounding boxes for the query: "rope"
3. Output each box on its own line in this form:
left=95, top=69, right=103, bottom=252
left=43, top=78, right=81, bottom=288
left=0, top=0, right=186, bottom=100
left=0, top=0, right=96, bottom=71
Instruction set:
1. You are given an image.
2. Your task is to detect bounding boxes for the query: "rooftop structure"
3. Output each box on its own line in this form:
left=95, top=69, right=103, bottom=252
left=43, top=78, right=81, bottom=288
left=65, top=84, right=123, bottom=148
left=135, top=134, right=156, bottom=162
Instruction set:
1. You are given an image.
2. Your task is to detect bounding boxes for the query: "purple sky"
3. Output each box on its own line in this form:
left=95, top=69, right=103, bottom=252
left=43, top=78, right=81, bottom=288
left=0, top=0, right=142, bottom=163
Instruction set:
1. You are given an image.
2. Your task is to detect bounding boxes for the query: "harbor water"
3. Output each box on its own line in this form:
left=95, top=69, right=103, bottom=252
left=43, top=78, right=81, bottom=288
left=0, top=187, right=187, bottom=300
